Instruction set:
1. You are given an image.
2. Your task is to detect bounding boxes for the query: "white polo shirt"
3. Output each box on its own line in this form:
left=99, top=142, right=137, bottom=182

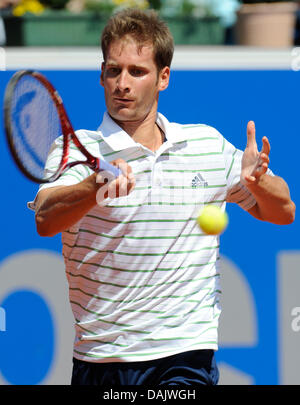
left=32, top=112, right=257, bottom=363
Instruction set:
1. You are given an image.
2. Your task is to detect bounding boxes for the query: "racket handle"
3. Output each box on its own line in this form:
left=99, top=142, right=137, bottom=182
left=98, top=159, right=122, bottom=178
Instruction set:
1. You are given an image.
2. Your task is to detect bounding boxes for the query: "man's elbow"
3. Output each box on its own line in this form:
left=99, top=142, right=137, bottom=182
left=282, top=200, right=296, bottom=225
left=274, top=200, right=296, bottom=225
left=252, top=200, right=296, bottom=225
left=35, top=213, right=58, bottom=237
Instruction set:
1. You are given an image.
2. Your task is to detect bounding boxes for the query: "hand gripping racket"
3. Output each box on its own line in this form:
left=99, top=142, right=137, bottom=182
left=4, top=70, right=121, bottom=183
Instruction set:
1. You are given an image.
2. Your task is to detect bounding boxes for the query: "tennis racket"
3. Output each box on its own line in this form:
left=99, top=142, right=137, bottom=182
left=4, top=70, right=121, bottom=184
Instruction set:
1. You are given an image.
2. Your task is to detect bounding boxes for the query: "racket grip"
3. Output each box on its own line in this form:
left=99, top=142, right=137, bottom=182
left=98, top=159, right=122, bottom=178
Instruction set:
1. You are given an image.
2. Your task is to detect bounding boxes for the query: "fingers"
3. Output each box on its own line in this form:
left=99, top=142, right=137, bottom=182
left=247, top=122, right=271, bottom=156
left=244, top=155, right=269, bottom=185
left=114, top=159, right=135, bottom=183
left=113, top=159, right=135, bottom=194
left=243, top=174, right=256, bottom=184
left=261, top=136, right=271, bottom=156
left=246, top=120, right=257, bottom=149
left=96, top=158, right=135, bottom=200
left=256, top=160, right=269, bottom=177
left=258, top=137, right=270, bottom=178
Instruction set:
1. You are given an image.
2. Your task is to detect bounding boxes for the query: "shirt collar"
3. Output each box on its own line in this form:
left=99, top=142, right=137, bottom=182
left=97, top=112, right=137, bottom=151
left=97, top=111, right=188, bottom=151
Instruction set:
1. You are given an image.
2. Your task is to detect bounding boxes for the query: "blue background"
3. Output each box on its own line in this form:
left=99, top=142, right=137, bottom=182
left=0, top=69, right=298, bottom=384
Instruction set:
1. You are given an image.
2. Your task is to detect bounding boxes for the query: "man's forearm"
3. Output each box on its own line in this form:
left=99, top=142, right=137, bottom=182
left=247, top=174, right=295, bottom=224
left=35, top=174, right=104, bottom=237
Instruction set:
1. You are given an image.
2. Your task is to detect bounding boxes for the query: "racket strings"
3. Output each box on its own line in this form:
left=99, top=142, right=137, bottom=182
left=10, top=75, right=63, bottom=181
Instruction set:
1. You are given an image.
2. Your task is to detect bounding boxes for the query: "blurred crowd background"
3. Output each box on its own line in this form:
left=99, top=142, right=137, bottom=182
left=1, top=0, right=300, bottom=48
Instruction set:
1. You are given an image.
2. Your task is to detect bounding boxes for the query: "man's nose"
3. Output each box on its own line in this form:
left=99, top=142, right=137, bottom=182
left=117, top=71, right=130, bottom=92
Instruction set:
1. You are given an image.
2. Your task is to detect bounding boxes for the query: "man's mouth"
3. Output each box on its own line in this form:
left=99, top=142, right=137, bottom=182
left=114, top=98, right=133, bottom=103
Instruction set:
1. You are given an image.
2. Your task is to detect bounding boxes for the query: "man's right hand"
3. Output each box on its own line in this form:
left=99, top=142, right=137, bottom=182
left=35, top=159, right=135, bottom=237
left=96, top=158, right=136, bottom=203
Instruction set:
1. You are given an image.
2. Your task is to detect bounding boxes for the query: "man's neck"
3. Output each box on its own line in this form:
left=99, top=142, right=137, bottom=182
left=132, top=123, right=164, bottom=152
left=114, top=113, right=165, bottom=152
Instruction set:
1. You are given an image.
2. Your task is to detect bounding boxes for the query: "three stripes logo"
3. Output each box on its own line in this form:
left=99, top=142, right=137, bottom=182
left=191, top=173, right=208, bottom=188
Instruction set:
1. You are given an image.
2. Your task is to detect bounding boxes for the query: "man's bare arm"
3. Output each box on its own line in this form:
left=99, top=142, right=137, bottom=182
left=247, top=174, right=295, bottom=224
left=241, top=121, right=295, bottom=224
left=35, top=160, right=135, bottom=237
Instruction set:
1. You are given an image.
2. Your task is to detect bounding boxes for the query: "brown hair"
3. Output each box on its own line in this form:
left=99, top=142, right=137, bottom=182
left=101, top=8, right=174, bottom=72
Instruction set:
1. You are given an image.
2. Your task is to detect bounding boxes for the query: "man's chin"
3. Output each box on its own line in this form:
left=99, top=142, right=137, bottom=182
left=109, top=111, right=139, bottom=124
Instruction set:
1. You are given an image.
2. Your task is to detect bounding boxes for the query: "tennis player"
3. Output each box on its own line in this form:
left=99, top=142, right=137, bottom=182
left=31, top=8, right=295, bottom=385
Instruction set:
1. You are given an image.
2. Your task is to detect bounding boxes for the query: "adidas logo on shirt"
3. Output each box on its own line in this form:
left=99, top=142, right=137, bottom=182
left=191, top=173, right=208, bottom=188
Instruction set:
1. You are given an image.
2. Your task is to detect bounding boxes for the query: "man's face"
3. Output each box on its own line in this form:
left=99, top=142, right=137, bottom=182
left=100, top=36, right=169, bottom=126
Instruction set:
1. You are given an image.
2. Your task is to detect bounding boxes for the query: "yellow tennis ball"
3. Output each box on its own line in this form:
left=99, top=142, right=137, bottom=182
left=197, top=204, right=228, bottom=235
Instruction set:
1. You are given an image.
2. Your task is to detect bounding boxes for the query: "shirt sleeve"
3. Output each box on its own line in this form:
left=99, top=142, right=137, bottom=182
left=221, top=133, right=274, bottom=211
left=27, top=134, right=93, bottom=211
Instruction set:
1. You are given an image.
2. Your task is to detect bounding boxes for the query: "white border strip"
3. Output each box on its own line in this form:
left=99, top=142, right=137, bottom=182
left=0, top=47, right=5, bottom=70
left=1, top=46, right=298, bottom=70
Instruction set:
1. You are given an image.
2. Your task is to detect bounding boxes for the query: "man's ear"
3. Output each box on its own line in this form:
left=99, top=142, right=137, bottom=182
left=100, top=62, right=105, bottom=86
left=158, top=66, right=170, bottom=92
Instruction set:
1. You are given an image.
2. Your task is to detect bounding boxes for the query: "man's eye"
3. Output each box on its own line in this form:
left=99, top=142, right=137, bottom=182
left=131, top=69, right=144, bottom=76
left=107, top=67, right=120, bottom=76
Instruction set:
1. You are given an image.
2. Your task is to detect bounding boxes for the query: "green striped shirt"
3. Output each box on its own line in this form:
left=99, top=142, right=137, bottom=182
left=37, top=112, right=256, bottom=363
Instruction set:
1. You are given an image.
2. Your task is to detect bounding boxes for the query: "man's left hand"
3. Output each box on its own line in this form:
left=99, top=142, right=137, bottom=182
left=241, top=120, right=270, bottom=187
